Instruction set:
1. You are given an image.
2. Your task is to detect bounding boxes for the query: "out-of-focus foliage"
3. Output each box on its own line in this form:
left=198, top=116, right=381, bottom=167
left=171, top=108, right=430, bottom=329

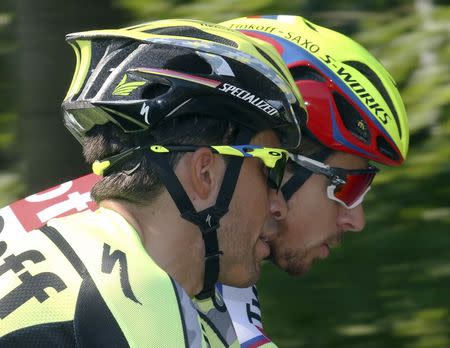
left=115, top=0, right=281, bottom=23
left=0, top=1, right=15, bottom=160
left=0, top=0, right=20, bottom=205
left=115, top=0, right=418, bottom=23
left=16, top=1, right=129, bottom=195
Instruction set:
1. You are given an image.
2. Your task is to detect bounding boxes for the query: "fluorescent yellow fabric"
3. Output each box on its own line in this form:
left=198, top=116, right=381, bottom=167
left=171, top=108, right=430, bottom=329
left=0, top=208, right=238, bottom=347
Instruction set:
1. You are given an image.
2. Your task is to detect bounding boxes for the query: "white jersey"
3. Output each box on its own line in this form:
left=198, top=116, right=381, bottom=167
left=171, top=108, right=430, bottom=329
left=219, top=284, right=277, bottom=347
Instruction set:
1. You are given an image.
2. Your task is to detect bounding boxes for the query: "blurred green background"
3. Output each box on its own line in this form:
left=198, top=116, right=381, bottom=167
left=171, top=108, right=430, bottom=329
left=0, top=0, right=449, bottom=347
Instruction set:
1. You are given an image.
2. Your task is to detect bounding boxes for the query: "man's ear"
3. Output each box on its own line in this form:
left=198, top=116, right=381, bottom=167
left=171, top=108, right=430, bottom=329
left=190, top=147, right=224, bottom=201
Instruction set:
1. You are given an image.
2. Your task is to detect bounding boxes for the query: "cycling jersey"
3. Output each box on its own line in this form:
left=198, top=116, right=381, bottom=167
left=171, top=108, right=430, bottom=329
left=0, top=207, right=238, bottom=347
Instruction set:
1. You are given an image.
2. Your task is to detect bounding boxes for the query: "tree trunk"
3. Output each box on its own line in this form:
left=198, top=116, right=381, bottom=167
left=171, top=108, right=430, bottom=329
left=17, top=0, right=129, bottom=194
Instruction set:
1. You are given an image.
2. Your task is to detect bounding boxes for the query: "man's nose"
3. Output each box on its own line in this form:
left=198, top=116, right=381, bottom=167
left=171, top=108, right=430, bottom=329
left=337, top=203, right=366, bottom=232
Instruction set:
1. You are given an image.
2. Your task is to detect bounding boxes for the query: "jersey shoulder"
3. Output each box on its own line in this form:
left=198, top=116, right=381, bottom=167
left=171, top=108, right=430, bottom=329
left=0, top=208, right=206, bottom=347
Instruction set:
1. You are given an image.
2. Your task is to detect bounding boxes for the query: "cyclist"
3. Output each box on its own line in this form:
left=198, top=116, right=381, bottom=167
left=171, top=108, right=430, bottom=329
left=219, top=15, right=409, bottom=346
left=0, top=19, right=306, bottom=347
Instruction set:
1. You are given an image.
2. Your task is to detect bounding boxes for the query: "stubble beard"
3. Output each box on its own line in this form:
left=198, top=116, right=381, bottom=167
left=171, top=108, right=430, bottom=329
left=219, top=212, right=259, bottom=287
left=272, top=247, right=311, bottom=276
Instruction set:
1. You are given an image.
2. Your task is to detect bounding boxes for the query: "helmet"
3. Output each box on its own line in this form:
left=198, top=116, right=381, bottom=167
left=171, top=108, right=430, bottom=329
left=62, top=18, right=306, bottom=149
left=221, top=15, right=409, bottom=165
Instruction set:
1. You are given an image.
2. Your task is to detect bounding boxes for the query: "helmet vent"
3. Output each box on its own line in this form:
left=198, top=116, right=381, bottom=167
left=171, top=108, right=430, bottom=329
left=343, top=60, right=402, bottom=138
left=254, top=45, right=288, bottom=82
left=332, top=92, right=371, bottom=144
left=289, top=66, right=326, bottom=82
left=107, top=112, right=146, bottom=132
left=141, top=82, right=171, bottom=99
left=104, top=39, right=137, bottom=56
left=85, top=41, right=139, bottom=99
left=144, top=26, right=238, bottom=48
left=165, top=51, right=212, bottom=75
left=376, top=135, right=400, bottom=161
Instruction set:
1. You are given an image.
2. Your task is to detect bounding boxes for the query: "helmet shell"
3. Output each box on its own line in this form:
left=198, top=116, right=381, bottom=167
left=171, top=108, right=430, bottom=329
left=62, top=19, right=306, bottom=149
left=221, top=15, right=409, bottom=165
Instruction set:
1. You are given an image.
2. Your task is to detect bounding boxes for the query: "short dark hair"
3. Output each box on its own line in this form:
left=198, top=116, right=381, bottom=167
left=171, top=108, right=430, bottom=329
left=83, top=114, right=240, bottom=205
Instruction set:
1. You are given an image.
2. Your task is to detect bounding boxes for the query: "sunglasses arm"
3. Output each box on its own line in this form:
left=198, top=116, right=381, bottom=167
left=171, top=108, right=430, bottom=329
left=289, top=153, right=334, bottom=177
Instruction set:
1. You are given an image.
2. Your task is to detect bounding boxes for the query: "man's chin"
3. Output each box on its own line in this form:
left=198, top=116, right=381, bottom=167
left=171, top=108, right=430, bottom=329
left=272, top=256, right=310, bottom=277
left=285, top=265, right=309, bottom=277
left=283, top=257, right=311, bottom=276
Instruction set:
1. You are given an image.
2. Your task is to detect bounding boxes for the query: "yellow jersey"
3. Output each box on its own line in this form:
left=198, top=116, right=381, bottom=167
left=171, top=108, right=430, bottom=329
left=0, top=207, right=238, bottom=347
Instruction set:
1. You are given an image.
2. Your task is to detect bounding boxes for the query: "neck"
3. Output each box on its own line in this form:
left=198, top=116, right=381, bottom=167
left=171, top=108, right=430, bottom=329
left=100, top=196, right=205, bottom=297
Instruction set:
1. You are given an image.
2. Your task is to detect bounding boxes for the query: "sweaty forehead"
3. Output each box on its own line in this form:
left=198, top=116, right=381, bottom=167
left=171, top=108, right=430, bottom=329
left=249, top=129, right=282, bottom=147
left=326, top=151, right=370, bottom=170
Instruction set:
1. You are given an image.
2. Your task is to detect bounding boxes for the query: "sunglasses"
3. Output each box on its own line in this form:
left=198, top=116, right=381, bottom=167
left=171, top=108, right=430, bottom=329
left=93, top=144, right=289, bottom=190
left=289, top=153, right=379, bottom=209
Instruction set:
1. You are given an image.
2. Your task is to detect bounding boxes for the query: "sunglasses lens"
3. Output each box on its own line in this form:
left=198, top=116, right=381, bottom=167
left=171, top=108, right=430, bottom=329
left=268, top=154, right=287, bottom=190
left=333, top=172, right=376, bottom=207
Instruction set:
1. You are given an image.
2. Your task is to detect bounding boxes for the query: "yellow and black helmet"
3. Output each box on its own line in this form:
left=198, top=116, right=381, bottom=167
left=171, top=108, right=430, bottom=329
left=221, top=15, right=409, bottom=165
left=62, top=19, right=306, bottom=149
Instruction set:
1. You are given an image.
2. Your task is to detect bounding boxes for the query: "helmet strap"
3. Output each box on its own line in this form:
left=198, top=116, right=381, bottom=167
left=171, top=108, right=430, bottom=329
left=150, top=128, right=253, bottom=299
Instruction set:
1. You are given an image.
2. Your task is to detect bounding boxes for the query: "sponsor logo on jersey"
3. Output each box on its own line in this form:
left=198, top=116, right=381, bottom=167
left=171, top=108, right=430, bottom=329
left=5, top=174, right=100, bottom=232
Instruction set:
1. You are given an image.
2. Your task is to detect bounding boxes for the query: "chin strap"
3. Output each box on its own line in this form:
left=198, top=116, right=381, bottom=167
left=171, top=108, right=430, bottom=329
left=281, top=149, right=332, bottom=201
left=151, top=128, right=253, bottom=299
